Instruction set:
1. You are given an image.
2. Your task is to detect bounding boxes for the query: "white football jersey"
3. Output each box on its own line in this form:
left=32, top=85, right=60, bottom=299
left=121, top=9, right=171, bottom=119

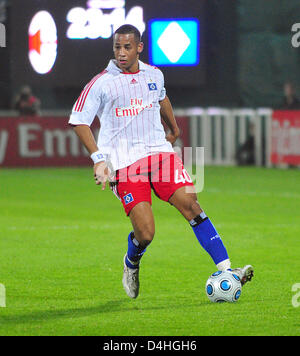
left=69, top=59, right=174, bottom=171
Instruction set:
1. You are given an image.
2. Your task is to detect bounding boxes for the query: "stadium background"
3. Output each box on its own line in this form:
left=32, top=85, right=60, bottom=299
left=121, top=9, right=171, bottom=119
left=0, top=0, right=299, bottom=337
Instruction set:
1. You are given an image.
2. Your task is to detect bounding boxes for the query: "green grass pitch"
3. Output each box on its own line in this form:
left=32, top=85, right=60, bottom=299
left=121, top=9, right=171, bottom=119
left=0, top=166, right=299, bottom=336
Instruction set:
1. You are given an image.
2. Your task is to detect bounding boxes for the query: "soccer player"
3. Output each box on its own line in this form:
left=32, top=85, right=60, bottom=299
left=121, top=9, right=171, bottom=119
left=69, top=24, right=254, bottom=299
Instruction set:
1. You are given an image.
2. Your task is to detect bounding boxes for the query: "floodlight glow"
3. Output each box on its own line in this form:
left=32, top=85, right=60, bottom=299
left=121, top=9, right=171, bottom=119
left=28, top=11, right=57, bottom=74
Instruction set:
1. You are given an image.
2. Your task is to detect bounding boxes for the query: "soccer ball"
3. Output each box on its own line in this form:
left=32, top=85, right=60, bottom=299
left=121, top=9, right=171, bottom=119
left=205, top=270, right=242, bottom=303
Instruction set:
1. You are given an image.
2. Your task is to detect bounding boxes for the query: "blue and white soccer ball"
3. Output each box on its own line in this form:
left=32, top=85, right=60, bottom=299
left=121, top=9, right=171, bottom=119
left=205, top=270, right=242, bottom=303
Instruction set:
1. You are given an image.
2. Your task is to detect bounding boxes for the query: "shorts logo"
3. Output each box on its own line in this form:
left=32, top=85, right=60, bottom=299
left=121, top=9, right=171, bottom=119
left=123, top=193, right=134, bottom=205
left=148, top=83, right=157, bottom=91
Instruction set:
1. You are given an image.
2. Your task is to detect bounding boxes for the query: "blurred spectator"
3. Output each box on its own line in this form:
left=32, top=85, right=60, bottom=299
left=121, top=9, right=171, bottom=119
left=279, top=82, right=300, bottom=110
left=236, top=122, right=255, bottom=166
left=13, top=85, right=41, bottom=116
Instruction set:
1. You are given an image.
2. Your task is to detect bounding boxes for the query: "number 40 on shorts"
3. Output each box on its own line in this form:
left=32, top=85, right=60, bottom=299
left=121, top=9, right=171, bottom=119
left=174, top=169, right=193, bottom=184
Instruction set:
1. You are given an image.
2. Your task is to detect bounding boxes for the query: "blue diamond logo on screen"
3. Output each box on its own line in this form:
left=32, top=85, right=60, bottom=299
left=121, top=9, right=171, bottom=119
left=149, top=19, right=199, bottom=66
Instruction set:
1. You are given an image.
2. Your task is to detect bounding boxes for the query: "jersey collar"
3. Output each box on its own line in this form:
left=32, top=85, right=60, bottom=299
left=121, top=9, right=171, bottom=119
left=107, top=59, right=146, bottom=74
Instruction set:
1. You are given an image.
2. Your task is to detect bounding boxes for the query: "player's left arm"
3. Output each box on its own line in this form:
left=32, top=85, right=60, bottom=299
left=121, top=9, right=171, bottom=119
left=159, top=95, right=180, bottom=144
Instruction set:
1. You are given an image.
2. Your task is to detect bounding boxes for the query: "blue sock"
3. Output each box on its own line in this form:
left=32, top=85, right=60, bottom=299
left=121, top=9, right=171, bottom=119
left=190, top=212, right=229, bottom=266
left=125, top=231, right=146, bottom=269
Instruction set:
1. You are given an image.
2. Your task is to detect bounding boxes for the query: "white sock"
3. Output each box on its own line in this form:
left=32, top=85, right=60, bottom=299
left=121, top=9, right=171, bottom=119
left=217, top=259, right=231, bottom=271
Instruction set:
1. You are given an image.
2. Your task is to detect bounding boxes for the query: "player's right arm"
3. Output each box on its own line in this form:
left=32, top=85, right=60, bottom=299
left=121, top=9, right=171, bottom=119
left=69, top=72, right=109, bottom=190
left=72, top=125, right=108, bottom=190
left=73, top=125, right=98, bottom=155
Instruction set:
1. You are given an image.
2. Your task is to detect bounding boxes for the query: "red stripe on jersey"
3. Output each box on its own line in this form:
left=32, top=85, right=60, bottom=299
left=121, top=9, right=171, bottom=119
left=74, top=70, right=107, bottom=112
left=74, top=83, right=92, bottom=112
left=76, top=76, right=99, bottom=112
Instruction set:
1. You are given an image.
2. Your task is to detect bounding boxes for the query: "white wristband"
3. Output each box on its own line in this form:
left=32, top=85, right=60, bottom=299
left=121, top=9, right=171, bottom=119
left=90, top=150, right=105, bottom=164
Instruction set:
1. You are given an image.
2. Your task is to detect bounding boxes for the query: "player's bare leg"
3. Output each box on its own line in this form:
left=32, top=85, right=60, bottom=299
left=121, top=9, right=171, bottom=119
left=168, top=185, right=202, bottom=220
left=122, top=202, right=155, bottom=298
left=129, top=201, right=155, bottom=247
left=169, top=186, right=254, bottom=285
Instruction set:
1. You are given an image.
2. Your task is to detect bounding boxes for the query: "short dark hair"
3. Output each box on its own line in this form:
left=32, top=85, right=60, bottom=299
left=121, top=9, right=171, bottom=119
left=114, top=24, right=141, bottom=43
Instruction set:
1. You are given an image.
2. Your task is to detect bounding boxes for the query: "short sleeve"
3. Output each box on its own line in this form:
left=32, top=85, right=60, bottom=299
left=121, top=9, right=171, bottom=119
left=158, top=69, right=166, bottom=101
left=69, top=77, right=103, bottom=126
left=159, top=86, right=166, bottom=101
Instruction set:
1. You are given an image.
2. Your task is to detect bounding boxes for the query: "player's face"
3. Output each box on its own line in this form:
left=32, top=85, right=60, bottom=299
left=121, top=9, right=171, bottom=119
left=113, top=33, right=143, bottom=73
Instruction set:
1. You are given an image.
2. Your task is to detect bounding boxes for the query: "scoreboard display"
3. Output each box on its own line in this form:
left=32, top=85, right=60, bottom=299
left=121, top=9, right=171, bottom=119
left=10, top=0, right=206, bottom=88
